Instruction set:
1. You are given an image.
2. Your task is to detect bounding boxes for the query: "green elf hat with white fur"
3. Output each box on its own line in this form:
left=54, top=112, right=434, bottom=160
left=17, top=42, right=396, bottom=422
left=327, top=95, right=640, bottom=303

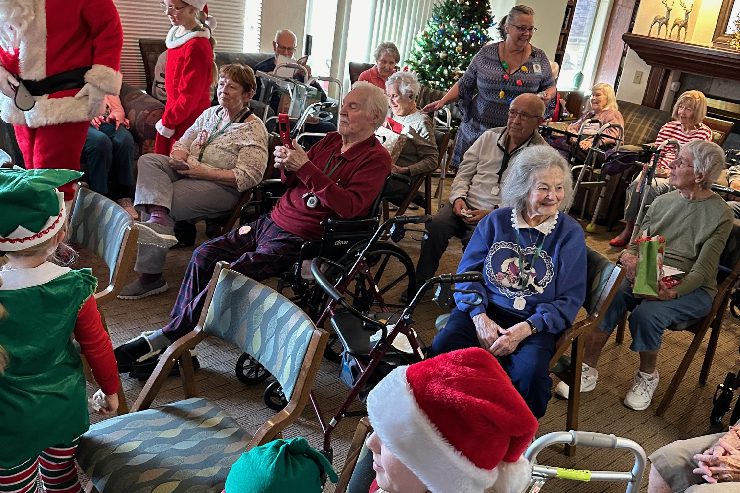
left=0, top=168, right=82, bottom=251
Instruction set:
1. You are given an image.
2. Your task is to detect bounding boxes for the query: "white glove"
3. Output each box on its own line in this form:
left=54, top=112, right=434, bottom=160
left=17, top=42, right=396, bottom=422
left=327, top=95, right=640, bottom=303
left=0, top=65, right=19, bottom=98
left=74, top=83, right=106, bottom=119
left=155, top=119, right=175, bottom=138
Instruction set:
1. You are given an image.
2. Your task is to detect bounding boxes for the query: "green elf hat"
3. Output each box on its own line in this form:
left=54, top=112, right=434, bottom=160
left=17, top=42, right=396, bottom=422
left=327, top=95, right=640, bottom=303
left=224, top=437, right=337, bottom=493
left=0, top=168, right=82, bottom=251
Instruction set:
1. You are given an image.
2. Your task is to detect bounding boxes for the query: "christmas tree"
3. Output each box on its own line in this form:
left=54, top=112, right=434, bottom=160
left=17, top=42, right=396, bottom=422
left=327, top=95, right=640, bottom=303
left=406, top=0, right=494, bottom=91
left=730, top=10, right=740, bottom=50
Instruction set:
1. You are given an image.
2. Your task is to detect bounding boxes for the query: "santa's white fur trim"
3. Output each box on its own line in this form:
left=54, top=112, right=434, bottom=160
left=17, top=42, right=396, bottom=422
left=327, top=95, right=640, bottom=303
left=165, top=25, right=210, bottom=49
left=156, top=119, right=175, bottom=138
left=0, top=191, right=67, bottom=251
left=367, top=367, right=498, bottom=493
left=0, top=92, right=91, bottom=127
left=16, top=0, right=47, bottom=80
left=84, top=64, right=122, bottom=96
left=491, top=456, right=532, bottom=493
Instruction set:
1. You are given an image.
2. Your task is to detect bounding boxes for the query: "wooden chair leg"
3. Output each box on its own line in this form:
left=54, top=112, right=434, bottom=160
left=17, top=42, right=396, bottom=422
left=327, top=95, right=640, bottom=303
left=656, top=330, right=705, bottom=416
left=615, top=314, right=627, bottom=344
left=700, top=317, right=723, bottom=385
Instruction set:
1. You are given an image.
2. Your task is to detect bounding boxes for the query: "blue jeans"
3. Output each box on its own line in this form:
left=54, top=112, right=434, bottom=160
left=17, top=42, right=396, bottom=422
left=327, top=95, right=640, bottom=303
left=598, top=279, right=713, bottom=352
left=81, top=123, right=136, bottom=198
left=429, top=307, right=556, bottom=418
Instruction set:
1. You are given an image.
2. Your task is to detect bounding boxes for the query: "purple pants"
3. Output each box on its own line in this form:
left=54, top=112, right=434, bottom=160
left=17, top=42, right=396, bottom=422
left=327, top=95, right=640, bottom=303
left=162, top=214, right=304, bottom=340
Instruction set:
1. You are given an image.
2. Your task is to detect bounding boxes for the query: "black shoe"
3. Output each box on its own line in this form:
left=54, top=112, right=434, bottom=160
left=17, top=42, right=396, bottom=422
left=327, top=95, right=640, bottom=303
left=128, top=351, right=200, bottom=381
left=114, top=335, right=158, bottom=373
left=173, top=221, right=196, bottom=248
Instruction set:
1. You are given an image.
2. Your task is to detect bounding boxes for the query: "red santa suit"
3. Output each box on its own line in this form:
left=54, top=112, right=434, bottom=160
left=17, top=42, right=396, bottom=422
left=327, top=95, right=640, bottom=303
left=0, top=0, right=123, bottom=200
left=155, top=26, right=213, bottom=155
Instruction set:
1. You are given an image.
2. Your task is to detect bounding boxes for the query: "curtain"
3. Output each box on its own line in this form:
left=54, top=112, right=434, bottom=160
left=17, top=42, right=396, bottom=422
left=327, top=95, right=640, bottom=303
left=365, top=0, right=440, bottom=65
left=113, top=0, right=249, bottom=88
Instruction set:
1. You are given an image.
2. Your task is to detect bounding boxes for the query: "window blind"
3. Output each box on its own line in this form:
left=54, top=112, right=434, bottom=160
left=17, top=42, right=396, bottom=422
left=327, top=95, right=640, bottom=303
left=113, top=0, right=248, bottom=89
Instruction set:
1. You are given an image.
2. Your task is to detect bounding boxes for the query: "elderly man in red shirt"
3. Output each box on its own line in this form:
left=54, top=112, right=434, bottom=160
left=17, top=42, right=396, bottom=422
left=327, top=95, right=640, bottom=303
left=114, top=81, right=392, bottom=371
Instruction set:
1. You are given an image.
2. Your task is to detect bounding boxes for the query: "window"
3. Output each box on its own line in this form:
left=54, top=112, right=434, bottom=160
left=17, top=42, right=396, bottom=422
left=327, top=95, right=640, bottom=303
left=559, top=0, right=612, bottom=90
left=243, top=0, right=262, bottom=52
left=305, top=0, right=340, bottom=78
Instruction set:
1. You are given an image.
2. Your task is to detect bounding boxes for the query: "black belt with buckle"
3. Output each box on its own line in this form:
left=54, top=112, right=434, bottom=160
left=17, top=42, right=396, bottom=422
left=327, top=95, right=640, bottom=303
left=20, top=66, right=91, bottom=96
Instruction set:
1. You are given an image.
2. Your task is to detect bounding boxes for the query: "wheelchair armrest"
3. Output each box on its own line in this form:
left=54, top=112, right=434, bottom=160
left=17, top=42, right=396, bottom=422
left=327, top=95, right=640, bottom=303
left=323, top=217, right=379, bottom=232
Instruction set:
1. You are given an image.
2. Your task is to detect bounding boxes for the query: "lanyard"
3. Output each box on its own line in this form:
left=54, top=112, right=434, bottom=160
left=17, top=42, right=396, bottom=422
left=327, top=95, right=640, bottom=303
left=322, top=151, right=343, bottom=179
left=514, top=226, right=546, bottom=283
left=198, top=107, right=250, bottom=161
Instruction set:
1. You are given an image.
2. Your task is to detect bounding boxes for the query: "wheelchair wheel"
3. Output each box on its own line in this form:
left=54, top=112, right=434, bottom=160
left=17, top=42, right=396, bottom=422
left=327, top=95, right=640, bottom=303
left=341, top=242, right=416, bottom=312
left=263, top=381, right=288, bottom=411
left=235, top=353, right=270, bottom=385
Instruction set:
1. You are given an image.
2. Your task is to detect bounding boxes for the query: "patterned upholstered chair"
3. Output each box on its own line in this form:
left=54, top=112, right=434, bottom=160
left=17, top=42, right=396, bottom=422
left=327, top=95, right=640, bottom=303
left=70, top=187, right=138, bottom=413
left=76, top=262, right=328, bottom=493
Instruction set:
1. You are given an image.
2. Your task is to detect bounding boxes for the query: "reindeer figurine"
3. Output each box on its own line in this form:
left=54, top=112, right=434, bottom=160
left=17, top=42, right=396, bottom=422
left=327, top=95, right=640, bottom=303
left=670, top=0, right=692, bottom=41
left=649, top=0, right=674, bottom=38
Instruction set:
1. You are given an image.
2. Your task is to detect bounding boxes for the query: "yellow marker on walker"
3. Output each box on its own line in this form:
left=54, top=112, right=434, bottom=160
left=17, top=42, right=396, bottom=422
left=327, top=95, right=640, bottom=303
left=556, top=467, right=592, bottom=481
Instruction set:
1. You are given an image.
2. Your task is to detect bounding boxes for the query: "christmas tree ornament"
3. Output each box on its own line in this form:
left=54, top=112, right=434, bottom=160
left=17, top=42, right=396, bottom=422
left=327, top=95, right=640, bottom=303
left=521, top=65, right=528, bottom=73
left=499, top=89, right=505, bottom=99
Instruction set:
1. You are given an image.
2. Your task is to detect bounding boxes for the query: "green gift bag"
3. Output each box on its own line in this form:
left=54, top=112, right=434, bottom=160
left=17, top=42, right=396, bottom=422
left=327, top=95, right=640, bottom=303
left=633, top=235, right=665, bottom=297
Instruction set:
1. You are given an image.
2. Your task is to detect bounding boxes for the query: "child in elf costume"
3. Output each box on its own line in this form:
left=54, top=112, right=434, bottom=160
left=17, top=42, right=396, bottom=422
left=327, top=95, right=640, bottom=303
left=155, top=0, right=217, bottom=155
left=0, top=168, right=119, bottom=492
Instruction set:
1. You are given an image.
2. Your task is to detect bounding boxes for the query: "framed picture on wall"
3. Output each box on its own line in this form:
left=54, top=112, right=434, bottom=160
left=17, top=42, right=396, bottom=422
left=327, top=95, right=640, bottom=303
left=713, top=0, right=740, bottom=47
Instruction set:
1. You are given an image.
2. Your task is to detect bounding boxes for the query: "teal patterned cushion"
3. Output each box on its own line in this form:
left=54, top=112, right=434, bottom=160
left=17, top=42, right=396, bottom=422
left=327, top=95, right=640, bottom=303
left=78, top=398, right=250, bottom=493
left=70, top=187, right=133, bottom=284
left=203, top=270, right=315, bottom=401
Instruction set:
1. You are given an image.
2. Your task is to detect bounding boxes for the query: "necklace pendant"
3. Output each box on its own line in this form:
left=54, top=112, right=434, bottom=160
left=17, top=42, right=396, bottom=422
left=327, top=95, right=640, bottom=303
left=513, top=296, right=526, bottom=311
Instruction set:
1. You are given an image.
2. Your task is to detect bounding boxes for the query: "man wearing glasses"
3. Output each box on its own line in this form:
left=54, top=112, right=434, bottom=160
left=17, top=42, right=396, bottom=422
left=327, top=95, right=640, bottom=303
left=414, top=93, right=548, bottom=288
left=253, top=30, right=335, bottom=146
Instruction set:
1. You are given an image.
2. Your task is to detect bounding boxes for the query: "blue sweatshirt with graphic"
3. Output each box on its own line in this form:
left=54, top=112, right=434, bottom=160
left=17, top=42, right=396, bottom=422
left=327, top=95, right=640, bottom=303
left=455, top=207, right=587, bottom=335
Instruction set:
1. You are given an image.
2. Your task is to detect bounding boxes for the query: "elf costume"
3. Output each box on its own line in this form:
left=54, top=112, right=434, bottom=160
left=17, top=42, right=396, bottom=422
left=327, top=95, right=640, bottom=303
left=155, top=0, right=214, bottom=155
left=0, top=169, right=119, bottom=479
left=0, top=0, right=123, bottom=202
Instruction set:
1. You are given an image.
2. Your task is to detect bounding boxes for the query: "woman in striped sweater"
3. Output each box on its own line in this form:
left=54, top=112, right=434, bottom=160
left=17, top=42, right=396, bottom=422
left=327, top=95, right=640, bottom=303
left=610, top=90, right=713, bottom=247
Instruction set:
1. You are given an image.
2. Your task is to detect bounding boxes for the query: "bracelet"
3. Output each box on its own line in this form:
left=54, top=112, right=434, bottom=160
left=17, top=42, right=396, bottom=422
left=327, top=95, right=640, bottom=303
left=525, top=319, right=537, bottom=335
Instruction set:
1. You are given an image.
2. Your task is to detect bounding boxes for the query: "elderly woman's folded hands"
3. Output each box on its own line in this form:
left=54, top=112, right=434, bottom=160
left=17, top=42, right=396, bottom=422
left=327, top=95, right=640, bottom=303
left=693, top=428, right=740, bottom=483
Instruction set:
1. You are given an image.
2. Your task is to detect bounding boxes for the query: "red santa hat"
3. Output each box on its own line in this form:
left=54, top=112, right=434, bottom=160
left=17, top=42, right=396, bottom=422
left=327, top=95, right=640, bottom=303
left=366, top=347, right=538, bottom=493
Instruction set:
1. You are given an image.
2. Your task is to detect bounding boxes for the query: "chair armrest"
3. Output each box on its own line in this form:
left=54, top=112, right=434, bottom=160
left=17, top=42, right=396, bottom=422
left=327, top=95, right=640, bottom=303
left=131, top=328, right=208, bottom=412
left=121, top=83, right=164, bottom=156
left=324, top=217, right=379, bottom=232
left=550, top=316, right=597, bottom=368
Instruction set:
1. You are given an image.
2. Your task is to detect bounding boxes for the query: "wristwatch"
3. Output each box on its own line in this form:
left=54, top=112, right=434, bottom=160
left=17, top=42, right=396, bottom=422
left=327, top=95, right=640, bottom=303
left=525, top=319, right=537, bottom=335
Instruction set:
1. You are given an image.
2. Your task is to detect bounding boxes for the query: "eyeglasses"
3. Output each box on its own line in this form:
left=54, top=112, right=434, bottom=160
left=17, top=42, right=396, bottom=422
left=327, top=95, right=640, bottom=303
left=508, top=23, right=538, bottom=33
left=160, top=2, right=187, bottom=13
left=275, top=43, right=297, bottom=55
left=507, top=109, right=540, bottom=120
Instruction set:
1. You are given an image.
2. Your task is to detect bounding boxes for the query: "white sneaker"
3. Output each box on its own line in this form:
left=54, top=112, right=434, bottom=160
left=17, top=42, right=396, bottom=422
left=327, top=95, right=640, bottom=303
left=624, top=371, right=660, bottom=411
left=554, top=363, right=599, bottom=399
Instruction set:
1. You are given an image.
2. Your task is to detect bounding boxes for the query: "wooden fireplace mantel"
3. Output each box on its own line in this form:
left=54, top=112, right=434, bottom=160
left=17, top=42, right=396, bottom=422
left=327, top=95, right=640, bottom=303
left=622, top=33, right=740, bottom=108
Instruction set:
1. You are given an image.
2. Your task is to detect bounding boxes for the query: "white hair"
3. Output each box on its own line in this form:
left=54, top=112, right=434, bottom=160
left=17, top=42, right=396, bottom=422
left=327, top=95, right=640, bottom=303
left=501, top=145, right=574, bottom=211
left=385, top=71, right=421, bottom=100
left=0, top=0, right=34, bottom=52
left=682, top=140, right=725, bottom=189
left=352, top=81, right=388, bottom=130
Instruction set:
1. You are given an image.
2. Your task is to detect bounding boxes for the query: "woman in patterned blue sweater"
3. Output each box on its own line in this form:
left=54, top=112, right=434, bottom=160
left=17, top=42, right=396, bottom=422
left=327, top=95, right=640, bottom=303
left=429, top=145, right=587, bottom=418
left=423, top=5, right=557, bottom=169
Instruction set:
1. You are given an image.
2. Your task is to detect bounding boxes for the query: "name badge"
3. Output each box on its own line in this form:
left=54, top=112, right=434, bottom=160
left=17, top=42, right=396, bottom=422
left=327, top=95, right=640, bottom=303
left=532, top=63, right=542, bottom=74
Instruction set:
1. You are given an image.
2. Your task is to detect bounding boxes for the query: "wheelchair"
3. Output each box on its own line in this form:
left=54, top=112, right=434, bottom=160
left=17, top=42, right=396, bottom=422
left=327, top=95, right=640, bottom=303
left=234, top=174, right=422, bottom=396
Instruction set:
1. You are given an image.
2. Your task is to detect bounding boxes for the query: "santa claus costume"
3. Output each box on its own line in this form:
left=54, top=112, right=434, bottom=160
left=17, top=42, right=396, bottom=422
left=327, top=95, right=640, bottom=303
left=0, top=0, right=123, bottom=202
left=155, top=0, right=215, bottom=155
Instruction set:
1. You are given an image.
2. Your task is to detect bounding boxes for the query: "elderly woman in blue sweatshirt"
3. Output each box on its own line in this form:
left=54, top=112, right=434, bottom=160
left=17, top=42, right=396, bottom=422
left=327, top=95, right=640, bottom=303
left=429, top=145, right=587, bottom=418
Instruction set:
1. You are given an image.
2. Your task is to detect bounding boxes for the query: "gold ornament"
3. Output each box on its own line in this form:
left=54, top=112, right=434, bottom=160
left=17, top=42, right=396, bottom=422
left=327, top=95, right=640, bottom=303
left=456, top=44, right=463, bottom=53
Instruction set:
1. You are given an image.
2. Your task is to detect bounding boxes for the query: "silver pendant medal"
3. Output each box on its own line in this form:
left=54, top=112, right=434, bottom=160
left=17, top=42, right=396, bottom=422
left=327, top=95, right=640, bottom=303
left=513, top=296, right=526, bottom=310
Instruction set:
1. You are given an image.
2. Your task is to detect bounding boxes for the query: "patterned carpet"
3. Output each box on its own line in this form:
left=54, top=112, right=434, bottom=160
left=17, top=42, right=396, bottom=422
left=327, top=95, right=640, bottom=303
left=82, top=193, right=740, bottom=492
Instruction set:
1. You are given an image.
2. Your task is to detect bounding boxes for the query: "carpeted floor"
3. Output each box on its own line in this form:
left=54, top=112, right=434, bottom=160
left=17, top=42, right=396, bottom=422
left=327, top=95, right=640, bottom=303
left=83, top=184, right=740, bottom=492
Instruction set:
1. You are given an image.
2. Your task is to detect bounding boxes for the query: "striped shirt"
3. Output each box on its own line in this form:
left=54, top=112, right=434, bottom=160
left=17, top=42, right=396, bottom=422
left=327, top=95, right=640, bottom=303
left=655, top=120, right=713, bottom=170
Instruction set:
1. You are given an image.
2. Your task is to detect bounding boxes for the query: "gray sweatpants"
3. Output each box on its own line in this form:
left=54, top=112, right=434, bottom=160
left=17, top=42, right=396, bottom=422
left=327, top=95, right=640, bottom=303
left=133, top=153, right=241, bottom=274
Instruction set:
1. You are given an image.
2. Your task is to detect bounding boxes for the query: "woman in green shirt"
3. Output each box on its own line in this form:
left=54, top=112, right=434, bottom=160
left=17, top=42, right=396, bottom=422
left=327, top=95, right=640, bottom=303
left=555, top=140, right=734, bottom=412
